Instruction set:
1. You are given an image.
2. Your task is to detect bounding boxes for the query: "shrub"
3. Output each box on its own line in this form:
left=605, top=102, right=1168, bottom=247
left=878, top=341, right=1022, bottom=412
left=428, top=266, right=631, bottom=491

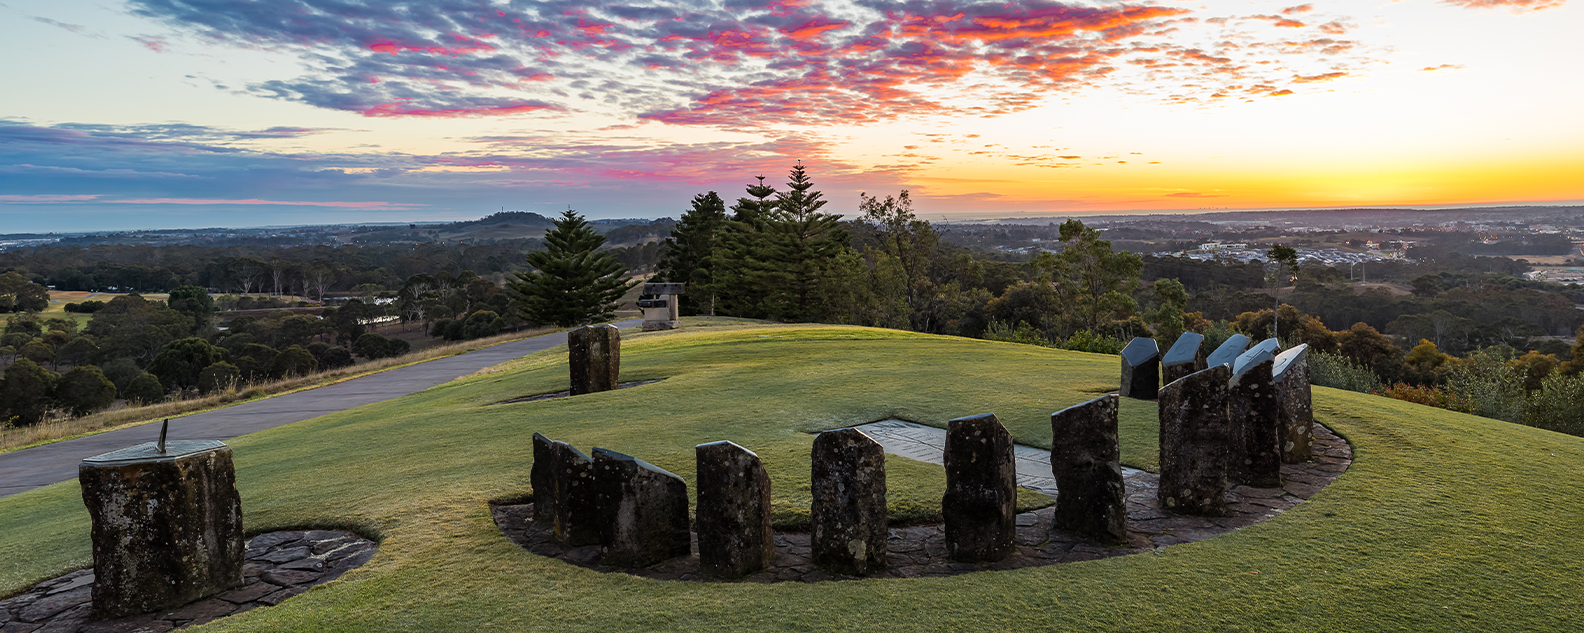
left=55, top=366, right=117, bottom=416
left=269, top=345, right=319, bottom=379
left=124, top=373, right=165, bottom=405
left=198, top=362, right=241, bottom=394
left=147, top=338, right=228, bottom=391
left=1310, top=350, right=1381, bottom=393
left=0, top=359, right=59, bottom=426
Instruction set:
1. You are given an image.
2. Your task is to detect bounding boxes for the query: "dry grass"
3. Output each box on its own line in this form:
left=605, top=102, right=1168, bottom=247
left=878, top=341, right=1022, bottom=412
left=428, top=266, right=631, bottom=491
left=0, top=326, right=556, bottom=454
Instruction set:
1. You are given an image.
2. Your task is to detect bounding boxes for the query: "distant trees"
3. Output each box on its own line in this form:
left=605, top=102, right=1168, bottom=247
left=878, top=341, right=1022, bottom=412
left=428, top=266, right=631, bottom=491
left=656, top=192, right=727, bottom=316
left=0, top=272, right=49, bottom=313
left=507, top=210, right=637, bottom=327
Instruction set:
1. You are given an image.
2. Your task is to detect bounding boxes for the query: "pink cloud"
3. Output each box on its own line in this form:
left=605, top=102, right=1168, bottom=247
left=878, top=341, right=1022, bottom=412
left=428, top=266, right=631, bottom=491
left=0, top=194, right=103, bottom=202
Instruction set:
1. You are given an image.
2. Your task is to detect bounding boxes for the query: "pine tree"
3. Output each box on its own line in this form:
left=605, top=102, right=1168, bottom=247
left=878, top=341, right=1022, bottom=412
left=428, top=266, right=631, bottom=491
left=714, top=176, right=779, bottom=318
left=757, top=162, right=848, bottom=321
left=508, top=209, right=638, bottom=327
left=655, top=192, right=727, bottom=316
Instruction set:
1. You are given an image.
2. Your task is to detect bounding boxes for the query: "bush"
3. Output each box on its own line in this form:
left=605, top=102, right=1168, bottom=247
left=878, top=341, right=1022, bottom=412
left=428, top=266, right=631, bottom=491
left=147, top=338, right=228, bottom=391
left=1310, top=350, right=1381, bottom=393
left=1062, top=330, right=1125, bottom=355
left=307, top=342, right=355, bottom=369
left=55, top=366, right=117, bottom=416
left=982, top=319, right=1050, bottom=347
left=124, top=373, right=165, bottom=405
left=198, top=362, right=241, bottom=394
left=269, top=345, right=318, bottom=379
left=462, top=310, right=505, bottom=340
left=352, top=333, right=396, bottom=359
left=63, top=300, right=105, bottom=313
left=0, top=359, right=59, bottom=426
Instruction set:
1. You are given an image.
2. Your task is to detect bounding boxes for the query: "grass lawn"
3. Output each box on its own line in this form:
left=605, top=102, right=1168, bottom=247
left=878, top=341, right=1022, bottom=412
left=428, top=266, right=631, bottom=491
left=2, top=322, right=1581, bottom=631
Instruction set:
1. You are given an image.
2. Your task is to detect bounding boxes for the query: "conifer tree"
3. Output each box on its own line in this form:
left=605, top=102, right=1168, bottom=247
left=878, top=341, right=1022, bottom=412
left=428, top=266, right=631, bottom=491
left=714, top=176, right=779, bottom=318
left=508, top=209, right=638, bottom=327
left=758, top=162, right=848, bottom=322
left=656, top=192, right=727, bottom=315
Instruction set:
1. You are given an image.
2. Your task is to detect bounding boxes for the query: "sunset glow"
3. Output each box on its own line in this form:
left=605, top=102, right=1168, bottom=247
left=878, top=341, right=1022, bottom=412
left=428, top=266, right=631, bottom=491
left=2, top=0, right=1581, bottom=230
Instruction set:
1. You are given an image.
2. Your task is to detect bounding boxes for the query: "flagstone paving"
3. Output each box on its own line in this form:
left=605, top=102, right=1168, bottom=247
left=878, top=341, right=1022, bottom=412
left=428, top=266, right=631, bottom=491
left=0, top=530, right=377, bottom=632
left=493, top=422, right=1352, bottom=582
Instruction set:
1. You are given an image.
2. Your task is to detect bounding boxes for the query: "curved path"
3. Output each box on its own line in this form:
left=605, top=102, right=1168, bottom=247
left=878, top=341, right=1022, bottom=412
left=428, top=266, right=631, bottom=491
left=0, top=320, right=640, bottom=499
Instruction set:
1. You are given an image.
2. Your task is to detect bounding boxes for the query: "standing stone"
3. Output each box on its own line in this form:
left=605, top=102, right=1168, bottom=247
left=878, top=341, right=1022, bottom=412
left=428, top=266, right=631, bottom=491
left=1228, top=356, right=1281, bottom=488
left=942, top=413, right=1016, bottom=563
left=1119, top=337, right=1161, bottom=400
left=568, top=324, right=620, bottom=395
left=810, top=428, right=888, bottom=575
left=530, top=434, right=599, bottom=546
left=1206, top=334, right=1251, bottom=370
left=1158, top=365, right=1234, bottom=515
left=1049, top=395, right=1127, bottom=543
left=79, top=441, right=244, bottom=619
left=695, top=441, right=774, bottom=578
left=1274, top=344, right=1314, bottom=463
left=1162, top=332, right=1207, bottom=385
left=592, top=448, right=690, bottom=567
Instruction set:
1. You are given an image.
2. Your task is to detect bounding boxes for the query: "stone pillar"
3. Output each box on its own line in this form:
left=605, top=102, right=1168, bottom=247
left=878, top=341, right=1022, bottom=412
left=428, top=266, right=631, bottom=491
left=1274, top=344, right=1314, bottom=463
left=79, top=440, right=243, bottom=619
left=810, top=428, right=888, bottom=575
left=568, top=324, right=620, bottom=395
left=1049, top=395, right=1127, bottom=543
left=1228, top=357, right=1281, bottom=488
left=1158, top=365, right=1233, bottom=516
left=1206, top=334, right=1251, bottom=370
left=1161, top=332, right=1207, bottom=385
left=695, top=441, right=774, bottom=578
left=592, top=448, right=690, bottom=567
left=942, top=413, right=1016, bottom=563
left=1120, top=337, right=1161, bottom=400
left=532, top=433, right=599, bottom=546
left=640, top=282, right=684, bottom=331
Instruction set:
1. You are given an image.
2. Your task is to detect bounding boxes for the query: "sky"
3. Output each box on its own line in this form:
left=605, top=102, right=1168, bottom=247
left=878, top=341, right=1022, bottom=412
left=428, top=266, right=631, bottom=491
left=1, top=0, right=1581, bottom=232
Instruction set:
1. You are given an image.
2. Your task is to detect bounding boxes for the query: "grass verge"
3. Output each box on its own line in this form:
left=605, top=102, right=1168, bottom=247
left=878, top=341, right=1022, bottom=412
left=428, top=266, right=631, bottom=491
left=2, top=321, right=1581, bottom=631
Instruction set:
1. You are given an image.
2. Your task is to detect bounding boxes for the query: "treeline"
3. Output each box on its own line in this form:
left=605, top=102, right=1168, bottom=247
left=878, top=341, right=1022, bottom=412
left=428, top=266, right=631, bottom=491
left=0, top=267, right=531, bottom=426
left=0, top=236, right=665, bottom=298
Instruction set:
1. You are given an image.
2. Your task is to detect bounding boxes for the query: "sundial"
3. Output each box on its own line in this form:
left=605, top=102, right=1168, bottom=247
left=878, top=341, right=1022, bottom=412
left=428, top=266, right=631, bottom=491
left=82, top=419, right=226, bottom=465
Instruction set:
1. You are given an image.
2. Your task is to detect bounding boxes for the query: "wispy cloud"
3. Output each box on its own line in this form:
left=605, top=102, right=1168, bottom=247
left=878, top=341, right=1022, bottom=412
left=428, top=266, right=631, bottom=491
left=125, top=0, right=1383, bottom=124
left=1440, top=0, right=1567, bottom=12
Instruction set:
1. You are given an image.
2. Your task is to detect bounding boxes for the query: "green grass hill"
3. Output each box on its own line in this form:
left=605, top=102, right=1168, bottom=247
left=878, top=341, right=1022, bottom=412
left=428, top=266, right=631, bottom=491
left=2, top=321, right=1581, bottom=631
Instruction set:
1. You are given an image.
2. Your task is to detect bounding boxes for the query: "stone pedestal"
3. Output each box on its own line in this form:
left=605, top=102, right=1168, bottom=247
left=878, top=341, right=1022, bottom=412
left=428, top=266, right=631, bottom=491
left=942, top=413, right=1016, bottom=563
left=1119, top=337, right=1161, bottom=400
left=639, top=282, right=684, bottom=331
left=810, top=428, right=888, bottom=575
left=1228, top=358, right=1281, bottom=488
left=568, top=324, right=620, bottom=395
left=592, top=448, right=690, bottom=567
left=1162, top=332, right=1207, bottom=385
left=1274, top=344, right=1314, bottom=463
left=531, top=433, right=599, bottom=546
left=1206, top=334, right=1251, bottom=370
left=1158, top=365, right=1233, bottom=516
left=1049, top=395, right=1127, bottom=543
left=79, top=441, right=243, bottom=619
left=695, top=441, right=774, bottom=578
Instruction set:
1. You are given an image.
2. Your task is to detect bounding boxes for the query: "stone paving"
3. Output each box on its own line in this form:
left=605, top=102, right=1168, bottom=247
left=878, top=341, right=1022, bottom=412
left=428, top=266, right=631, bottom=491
left=0, top=530, right=376, bottom=632
left=493, top=422, right=1352, bottom=582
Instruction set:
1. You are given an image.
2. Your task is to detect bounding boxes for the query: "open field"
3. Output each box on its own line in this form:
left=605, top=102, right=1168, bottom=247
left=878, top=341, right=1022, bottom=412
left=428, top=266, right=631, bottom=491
left=2, top=322, right=1580, bottom=631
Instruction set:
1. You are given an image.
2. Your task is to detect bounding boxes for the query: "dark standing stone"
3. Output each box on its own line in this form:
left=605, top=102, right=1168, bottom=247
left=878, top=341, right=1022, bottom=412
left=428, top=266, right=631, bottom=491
left=1274, top=344, right=1314, bottom=463
left=1161, top=332, right=1207, bottom=385
left=1228, top=356, right=1281, bottom=488
left=810, top=428, right=888, bottom=575
left=553, top=442, right=601, bottom=546
left=1119, top=337, right=1161, bottom=400
left=942, top=413, right=1016, bottom=562
left=1049, top=395, right=1127, bottom=543
left=530, top=433, right=558, bottom=527
left=79, top=441, right=244, bottom=619
left=592, top=448, right=690, bottom=567
left=567, top=324, right=620, bottom=395
left=1158, top=365, right=1234, bottom=516
left=694, top=441, right=774, bottom=578
left=1206, top=334, right=1251, bottom=369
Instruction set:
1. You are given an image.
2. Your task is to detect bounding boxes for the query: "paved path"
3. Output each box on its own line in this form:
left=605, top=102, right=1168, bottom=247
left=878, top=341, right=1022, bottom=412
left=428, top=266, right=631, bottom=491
left=0, top=320, right=640, bottom=499
left=852, top=419, right=1148, bottom=498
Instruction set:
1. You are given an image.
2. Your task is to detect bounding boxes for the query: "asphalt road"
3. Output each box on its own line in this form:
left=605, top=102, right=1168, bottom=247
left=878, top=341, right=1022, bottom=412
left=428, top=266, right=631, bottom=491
left=0, top=320, right=640, bottom=499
